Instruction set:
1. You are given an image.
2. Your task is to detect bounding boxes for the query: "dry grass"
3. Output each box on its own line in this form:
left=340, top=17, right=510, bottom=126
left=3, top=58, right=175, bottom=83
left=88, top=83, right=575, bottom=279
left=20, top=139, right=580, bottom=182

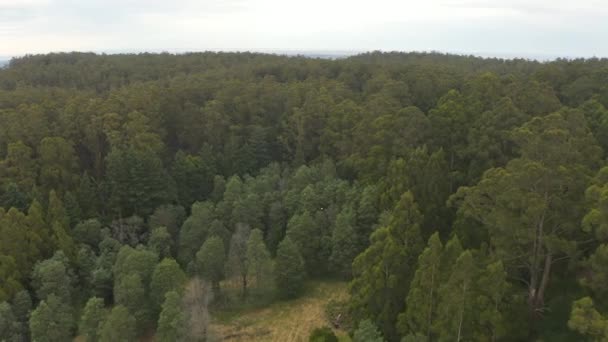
left=211, top=281, right=351, bottom=342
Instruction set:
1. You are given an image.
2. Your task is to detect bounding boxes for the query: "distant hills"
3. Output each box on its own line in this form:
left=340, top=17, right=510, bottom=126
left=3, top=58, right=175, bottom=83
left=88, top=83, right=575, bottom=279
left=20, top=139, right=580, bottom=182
left=0, top=59, right=9, bottom=67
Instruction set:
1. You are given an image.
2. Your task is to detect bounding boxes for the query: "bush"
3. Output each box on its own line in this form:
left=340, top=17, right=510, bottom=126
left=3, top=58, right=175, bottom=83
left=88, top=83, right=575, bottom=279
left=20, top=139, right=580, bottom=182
left=309, top=326, right=338, bottom=342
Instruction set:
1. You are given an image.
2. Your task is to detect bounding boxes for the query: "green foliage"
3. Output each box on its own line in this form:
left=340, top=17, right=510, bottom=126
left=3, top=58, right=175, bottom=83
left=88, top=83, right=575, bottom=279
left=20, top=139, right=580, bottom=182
left=353, top=319, right=385, bottom=342
left=398, top=232, right=443, bottom=338
left=32, top=252, right=73, bottom=302
left=275, top=236, right=306, bottom=299
left=157, top=291, right=186, bottom=342
left=79, top=297, right=106, bottom=342
left=148, top=226, right=173, bottom=259
left=329, top=206, right=358, bottom=279
left=29, top=295, right=74, bottom=342
left=99, top=305, right=137, bottom=342
left=150, top=258, right=186, bottom=315
left=2, top=51, right=608, bottom=341
left=194, top=236, right=226, bottom=292
left=246, top=228, right=274, bottom=293
left=178, top=201, right=215, bottom=266
left=106, top=147, right=172, bottom=217
left=350, top=192, right=423, bottom=340
left=309, top=326, right=338, bottom=342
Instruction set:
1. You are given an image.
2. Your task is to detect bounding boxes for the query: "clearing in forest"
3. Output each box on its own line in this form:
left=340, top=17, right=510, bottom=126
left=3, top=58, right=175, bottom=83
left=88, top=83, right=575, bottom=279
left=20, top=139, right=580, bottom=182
left=211, top=281, right=350, bottom=341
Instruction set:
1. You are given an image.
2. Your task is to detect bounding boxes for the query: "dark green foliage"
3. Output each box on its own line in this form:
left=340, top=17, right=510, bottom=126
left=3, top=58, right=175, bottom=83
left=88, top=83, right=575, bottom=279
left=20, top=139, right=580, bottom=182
left=350, top=192, right=423, bottom=340
left=99, top=305, right=137, bottom=342
left=353, top=319, right=385, bottom=342
left=309, top=326, right=338, bottom=342
left=29, top=295, right=74, bottom=342
left=106, top=147, right=172, bottom=217
left=148, top=226, right=173, bottom=259
left=1, top=51, right=608, bottom=341
left=79, top=297, right=106, bottom=342
left=157, top=291, right=186, bottom=342
left=275, top=236, right=306, bottom=299
left=194, top=236, right=226, bottom=292
left=150, top=258, right=186, bottom=316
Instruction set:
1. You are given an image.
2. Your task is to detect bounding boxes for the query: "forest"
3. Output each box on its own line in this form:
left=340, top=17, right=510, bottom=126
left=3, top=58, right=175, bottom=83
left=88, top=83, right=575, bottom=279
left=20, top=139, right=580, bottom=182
left=0, top=51, right=608, bottom=341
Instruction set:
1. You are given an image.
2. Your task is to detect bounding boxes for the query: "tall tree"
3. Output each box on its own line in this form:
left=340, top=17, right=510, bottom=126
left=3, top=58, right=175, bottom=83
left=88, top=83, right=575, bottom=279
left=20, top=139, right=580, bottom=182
left=226, top=223, right=251, bottom=297
left=156, top=291, right=186, bottom=342
left=275, top=236, right=306, bottom=299
left=397, top=232, right=443, bottom=339
left=452, top=109, right=602, bottom=318
left=350, top=192, right=424, bottom=340
left=246, top=228, right=273, bottom=293
left=99, top=305, right=137, bottom=342
left=150, top=258, right=187, bottom=316
left=29, top=295, right=74, bottom=342
left=79, top=297, right=107, bottom=342
left=194, top=236, right=226, bottom=293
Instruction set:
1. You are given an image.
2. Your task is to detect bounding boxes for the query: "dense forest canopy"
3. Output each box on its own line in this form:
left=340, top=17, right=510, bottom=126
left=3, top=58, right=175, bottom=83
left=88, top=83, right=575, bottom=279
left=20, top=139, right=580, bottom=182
left=1, top=51, right=608, bottom=341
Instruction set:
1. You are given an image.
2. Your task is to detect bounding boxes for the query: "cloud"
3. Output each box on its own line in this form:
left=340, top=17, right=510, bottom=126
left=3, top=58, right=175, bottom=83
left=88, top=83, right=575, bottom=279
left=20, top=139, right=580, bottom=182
left=0, top=0, right=607, bottom=57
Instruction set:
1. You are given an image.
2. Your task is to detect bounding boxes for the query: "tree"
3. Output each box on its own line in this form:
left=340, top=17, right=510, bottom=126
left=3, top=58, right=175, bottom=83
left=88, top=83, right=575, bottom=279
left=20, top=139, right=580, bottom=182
left=148, top=226, right=173, bottom=259
left=113, top=273, right=149, bottom=333
left=73, top=219, right=103, bottom=249
left=149, top=204, right=186, bottom=242
left=398, top=232, right=443, bottom=338
left=105, top=147, right=171, bottom=217
left=0, top=255, right=22, bottom=302
left=150, top=258, right=187, bottom=315
left=0, top=141, right=37, bottom=192
left=0, top=302, right=18, bottom=341
left=329, top=207, right=358, bottom=279
left=47, top=191, right=76, bottom=259
left=29, top=295, right=74, bottom=342
left=350, top=192, right=424, bottom=340
left=353, top=319, right=385, bottom=342
left=177, top=201, right=215, bottom=266
left=568, top=297, right=608, bottom=340
left=226, top=223, right=251, bottom=297
left=171, top=151, right=215, bottom=208
left=286, top=210, right=326, bottom=275
left=38, top=136, right=79, bottom=193
left=99, top=305, right=137, bottom=342
left=32, top=252, right=73, bottom=302
left=112, top=245, right=158, bottom=288
left=157, top=291, right=186, bottom=342
left=275, top=236, right=306, bottom=299
left=434, top=251, right=477, bottom=341
left=451, top=109, right=602, bottom=317
left=79, top=297, right=107, bottom=342
left=194, top=236, right=226, bottom=293
left=246, top=228, right=273, bottom=293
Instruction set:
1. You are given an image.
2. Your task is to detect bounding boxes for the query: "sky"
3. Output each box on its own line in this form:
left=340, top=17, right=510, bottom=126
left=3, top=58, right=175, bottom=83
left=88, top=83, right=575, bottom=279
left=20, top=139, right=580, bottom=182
left=1, top=0, right=607, bottom=59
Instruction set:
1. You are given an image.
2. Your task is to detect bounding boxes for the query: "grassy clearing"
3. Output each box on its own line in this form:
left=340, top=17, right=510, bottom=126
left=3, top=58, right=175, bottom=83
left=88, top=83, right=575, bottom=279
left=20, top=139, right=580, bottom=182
left=211, top=280, right=351, bottom=342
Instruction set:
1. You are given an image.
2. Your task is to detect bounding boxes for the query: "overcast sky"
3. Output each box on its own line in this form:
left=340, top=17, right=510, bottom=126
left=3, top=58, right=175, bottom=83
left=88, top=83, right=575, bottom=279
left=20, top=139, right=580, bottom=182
left=1, top=0, right=607, bottom=58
